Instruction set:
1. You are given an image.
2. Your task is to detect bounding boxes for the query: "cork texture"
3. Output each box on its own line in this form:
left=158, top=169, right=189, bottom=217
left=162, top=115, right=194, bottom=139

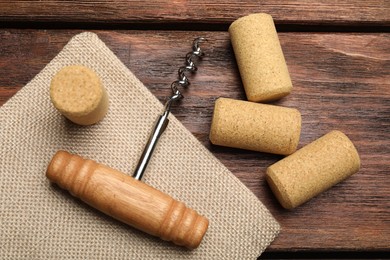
left=50, top=65, right=109, bottom=125
left=266, top=130, right=361, bottom=209
left=209, top=97, right=301, bottom=155
left=229, top=13, right=292, bottom=102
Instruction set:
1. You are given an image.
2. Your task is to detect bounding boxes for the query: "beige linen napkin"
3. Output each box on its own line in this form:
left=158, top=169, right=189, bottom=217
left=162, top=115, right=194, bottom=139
left=0, top=32, right=279, bottom=259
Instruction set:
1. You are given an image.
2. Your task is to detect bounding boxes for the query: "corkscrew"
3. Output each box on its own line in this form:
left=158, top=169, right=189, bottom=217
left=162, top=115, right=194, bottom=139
left=133, top=37, right=206, bottom=180
left=46, top=37, right=208, bottom=249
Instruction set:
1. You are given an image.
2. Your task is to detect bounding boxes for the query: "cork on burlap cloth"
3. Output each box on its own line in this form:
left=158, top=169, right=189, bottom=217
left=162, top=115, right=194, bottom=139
left=0, top=32, right=279, bottom=259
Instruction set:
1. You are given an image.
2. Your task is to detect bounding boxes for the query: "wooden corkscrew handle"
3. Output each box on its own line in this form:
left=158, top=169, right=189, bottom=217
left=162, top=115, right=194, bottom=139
left=46, top=150, right=209, bottom=249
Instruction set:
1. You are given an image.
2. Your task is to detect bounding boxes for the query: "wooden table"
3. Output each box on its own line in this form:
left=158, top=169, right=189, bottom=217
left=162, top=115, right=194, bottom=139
left=1, top=1, right=389, bottom=258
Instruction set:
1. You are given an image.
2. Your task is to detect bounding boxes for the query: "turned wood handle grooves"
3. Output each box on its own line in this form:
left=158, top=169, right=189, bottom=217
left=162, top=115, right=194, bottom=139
left=46, top=150, right=208, bottom=249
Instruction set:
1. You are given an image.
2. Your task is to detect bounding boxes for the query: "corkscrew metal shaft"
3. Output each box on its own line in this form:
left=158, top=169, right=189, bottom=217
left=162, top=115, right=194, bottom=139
left=133, top=37, right=206, bottom=180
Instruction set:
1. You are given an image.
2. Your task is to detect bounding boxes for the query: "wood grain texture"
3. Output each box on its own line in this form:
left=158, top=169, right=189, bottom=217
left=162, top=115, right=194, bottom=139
left=46, top=150, right=209, bottom=249
left=0, top=30, right=389, bottom=252
left=0, top=1, right=388, bottom=26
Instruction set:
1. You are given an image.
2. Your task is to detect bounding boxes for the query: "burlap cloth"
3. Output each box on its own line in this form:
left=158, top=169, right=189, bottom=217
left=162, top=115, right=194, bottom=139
left=0, top=32, right=279, bottom=259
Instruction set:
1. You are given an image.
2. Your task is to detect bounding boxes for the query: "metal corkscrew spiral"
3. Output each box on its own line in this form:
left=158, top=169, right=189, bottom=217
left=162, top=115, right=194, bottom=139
left=165, top=37, right=206, bottom=113
left=133, top=37, right=206, bottom=180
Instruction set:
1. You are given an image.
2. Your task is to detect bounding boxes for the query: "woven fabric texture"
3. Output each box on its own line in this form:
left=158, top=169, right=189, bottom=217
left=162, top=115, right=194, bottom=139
left=0, top=32, right=280, bottom=259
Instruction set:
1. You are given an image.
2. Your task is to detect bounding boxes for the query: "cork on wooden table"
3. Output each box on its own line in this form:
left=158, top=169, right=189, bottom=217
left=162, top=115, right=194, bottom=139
left=266, top=130, right=361, bottom=209
left=229, top=13, right=293, bottom=102
left=209, top=97, right=301, bottom=155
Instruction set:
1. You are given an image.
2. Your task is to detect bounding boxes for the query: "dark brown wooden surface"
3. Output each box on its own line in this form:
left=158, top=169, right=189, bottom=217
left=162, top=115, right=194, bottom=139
left=1, top=0, right=389, bottom=258
left=1, top=30, right=389, bottom=255
left=0, top=0, right=389, bottom=26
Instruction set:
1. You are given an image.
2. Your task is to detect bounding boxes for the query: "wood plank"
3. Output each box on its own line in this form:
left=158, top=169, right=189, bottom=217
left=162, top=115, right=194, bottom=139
left=0, top=30, right=389, bottom=252
left=0, top=1, right=388, bottom=27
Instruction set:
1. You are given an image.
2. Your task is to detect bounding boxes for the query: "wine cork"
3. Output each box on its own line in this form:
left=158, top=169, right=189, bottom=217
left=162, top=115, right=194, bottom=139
left=50, top=65, right=109, bottom=125
left=266, top=130, right=361, bottom=209
left=229, top=13, right=292, bottom=102
left=209, top=97, right=301, bottom=155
